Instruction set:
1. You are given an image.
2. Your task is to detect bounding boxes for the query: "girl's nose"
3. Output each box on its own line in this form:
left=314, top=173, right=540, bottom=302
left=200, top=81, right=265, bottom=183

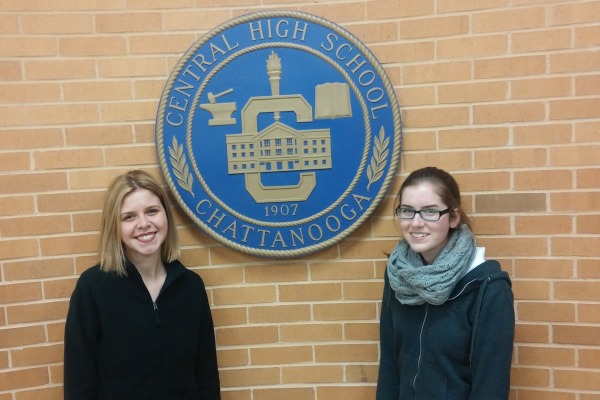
left=410, top=213, right=425, bottom=227
left=137, top=215, right=151, bottom=228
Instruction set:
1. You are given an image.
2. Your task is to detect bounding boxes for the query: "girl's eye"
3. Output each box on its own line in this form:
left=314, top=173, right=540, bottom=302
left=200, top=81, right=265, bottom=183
left=423, top=209, right=438, bottom=217
left=399, top=208, right=414, bottom=217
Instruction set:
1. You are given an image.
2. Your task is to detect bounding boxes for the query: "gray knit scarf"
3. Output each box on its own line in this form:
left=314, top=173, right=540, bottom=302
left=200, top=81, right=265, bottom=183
left=387, top=224, right=477, bottom=306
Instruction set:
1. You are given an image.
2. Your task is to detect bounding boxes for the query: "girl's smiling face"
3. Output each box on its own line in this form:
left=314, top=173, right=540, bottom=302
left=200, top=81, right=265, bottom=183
left=120, top=188, right=168, bottom=262
left=397, top=182, right=460, bottom=264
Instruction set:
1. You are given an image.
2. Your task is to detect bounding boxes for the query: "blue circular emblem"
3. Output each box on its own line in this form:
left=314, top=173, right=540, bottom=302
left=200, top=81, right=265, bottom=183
left=156, top=10, right=402, bottom=258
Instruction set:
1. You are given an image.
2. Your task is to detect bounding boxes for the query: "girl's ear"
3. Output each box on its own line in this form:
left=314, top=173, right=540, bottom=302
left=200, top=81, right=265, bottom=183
left=449, top=208, right=461, bottom=229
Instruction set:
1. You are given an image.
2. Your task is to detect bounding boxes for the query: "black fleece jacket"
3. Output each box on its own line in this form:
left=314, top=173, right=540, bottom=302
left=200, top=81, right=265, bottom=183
left=64, top=260, right=221, bottom=400
left=376, top=260, right=514, bottom=400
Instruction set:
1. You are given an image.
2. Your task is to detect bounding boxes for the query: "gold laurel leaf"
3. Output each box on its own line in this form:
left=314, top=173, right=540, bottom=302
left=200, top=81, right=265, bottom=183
left=367, top=126, right=389, bottom=191
left=168, top=137, right=194, bottom=197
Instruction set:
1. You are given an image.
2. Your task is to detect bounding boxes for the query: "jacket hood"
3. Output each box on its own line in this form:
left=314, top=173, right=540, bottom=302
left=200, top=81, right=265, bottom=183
left=447, top=259, right=512, bottom=366
left=449, top=259, right=511, bottom=300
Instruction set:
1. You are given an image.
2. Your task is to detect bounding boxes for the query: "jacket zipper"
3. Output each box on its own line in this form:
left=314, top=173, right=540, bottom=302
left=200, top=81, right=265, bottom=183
left=153, top=301, right=161, bottom=325
left=412, top=303, right=429, bottom=400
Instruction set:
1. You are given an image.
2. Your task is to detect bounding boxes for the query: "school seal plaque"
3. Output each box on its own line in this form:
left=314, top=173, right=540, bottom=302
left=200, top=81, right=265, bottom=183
left=156, top=10, right=402, bottom=258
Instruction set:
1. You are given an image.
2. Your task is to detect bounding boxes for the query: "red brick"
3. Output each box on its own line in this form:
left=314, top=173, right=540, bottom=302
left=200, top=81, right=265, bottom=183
left=59, top=36, right=127, bottom=57
left=513, top=28, right=572, bottom=53
left=553, top=237, right=600, bottom=257
left=576, top=75, right=600, bottom=96
left=550, top=51, right=600, bottom=73
left=554, top=325, right=600, bottom=346
left=216, top=326, right=279, bottom=347
left=515, top=215, right=572, bottom=235
left=578, top=215, right=600, bottom=234
left=512, top=280, right=550, bottom=300
left=437, top=34, right=508, bottom=59
left=248, top=305, right=311, bottom=324
left=250, top=345, right=313, bottom=365
left=345, top=22, right=398, bottom=43
left=475, top=148, right=547, bottom=169
left=399, top=16, right=468, bottom=39
left=3, top=258, right=75, bottom=281
left=11, top=344, right=64, bottom=367
left=475, top=55, right=546, bottom=79
left=0, top=282, right=42, bottom=304
left=548, top=1, right=600, bottom=26
left=317, top=385, right=377, bottom=400
left=439, top=81, right=508, bottom=104
left=577, top=168, right=600, bottom=188
left=515, top=323, right=550, bottom=344
left=7, top=301, right=69, bottom=324
left=315, top=343, right=378, bottom=362
left=518, top=302, right=575, bottom=323
left=280, top=283, right=342, bottom=302
left=10, top=386, right=63, bottom=400
left=254, top=387, right=315, bottom=400
left=0, top=367, right=49, bottom=391
left=476, top=193, right=546, bottom=213
left=579, top=348, right=600, bottom=369
left=579, top=304, right=600, bottom=325
left=518, top=346, right=575, bottom=367
left=473, top=8, right=544, bottom=33
left=219, top=367, right=280, bottom=387
left=578, top=259, right=600, bottom=278
left=514, top=170, right=572, bottom=190
left=510, top=366, right=550, bottom=387
left=282, top=365, right=342, bottom=384
left=474, top=102, right=546, bottom=124
left=551, top=192, right=600, bottom=212
left=280, top=324, right=343, bottom=342
left=516, top=389, right=575, bottom=400
left=513, top=124, right=572, bottom=145
left=555, top=369, right=600, bottom=390
left=402, top=61, right=471, bottom=84
left=512, top=76, right=572, bottom=99
left=366, top=0, right=433, bottom=18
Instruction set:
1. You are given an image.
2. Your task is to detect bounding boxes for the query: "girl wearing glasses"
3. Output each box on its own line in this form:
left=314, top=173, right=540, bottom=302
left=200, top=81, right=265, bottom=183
left=64, top=170, right=221, bottom=400
left=376, top=167, right=514, bottom=400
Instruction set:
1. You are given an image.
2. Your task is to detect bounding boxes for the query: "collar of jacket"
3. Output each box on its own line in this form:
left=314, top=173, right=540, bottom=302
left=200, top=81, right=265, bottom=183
left=123, top=259, right=187, bottom=290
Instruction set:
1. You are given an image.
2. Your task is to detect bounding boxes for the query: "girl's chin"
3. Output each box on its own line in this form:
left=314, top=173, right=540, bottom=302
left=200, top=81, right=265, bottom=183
left=126, top=245, right=162, bottom=258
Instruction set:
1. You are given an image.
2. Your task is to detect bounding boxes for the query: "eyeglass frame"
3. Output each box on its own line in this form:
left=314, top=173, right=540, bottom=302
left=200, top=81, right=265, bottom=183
left=394, top=207, right=452, bottom=222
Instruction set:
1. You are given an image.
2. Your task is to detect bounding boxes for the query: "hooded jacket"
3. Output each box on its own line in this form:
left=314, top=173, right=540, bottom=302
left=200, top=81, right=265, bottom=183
left=376, top=259, right=514, bottom=400
left=64, top=260, right=221, bottom=400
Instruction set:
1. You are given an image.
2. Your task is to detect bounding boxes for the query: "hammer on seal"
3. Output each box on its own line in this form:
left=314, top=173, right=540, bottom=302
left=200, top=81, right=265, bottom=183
left=207, top=88, right=234, bottom=104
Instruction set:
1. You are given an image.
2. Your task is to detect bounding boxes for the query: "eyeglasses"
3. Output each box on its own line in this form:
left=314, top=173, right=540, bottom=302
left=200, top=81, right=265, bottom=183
left=395, top=207, right=451, bottom=222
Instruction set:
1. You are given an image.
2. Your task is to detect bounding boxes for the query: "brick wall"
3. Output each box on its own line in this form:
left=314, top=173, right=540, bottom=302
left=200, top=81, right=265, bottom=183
left=1, top=1, right=599, bottom=399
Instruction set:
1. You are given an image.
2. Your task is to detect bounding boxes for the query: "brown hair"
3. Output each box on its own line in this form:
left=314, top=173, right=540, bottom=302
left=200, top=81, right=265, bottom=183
left=394, top=166, right=472, bottom=231
left=99, top=170, right=179, bottom=276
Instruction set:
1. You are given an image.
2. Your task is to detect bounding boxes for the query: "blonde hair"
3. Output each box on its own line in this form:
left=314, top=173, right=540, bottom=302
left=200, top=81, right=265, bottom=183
left=99, top=170, right=179, bottom=276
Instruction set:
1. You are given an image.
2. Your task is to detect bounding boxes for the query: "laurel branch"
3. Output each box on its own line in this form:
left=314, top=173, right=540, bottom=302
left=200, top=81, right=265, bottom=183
left=366, top=126, right=389, bottom=191
left=168, top=137, right=194, bottom=197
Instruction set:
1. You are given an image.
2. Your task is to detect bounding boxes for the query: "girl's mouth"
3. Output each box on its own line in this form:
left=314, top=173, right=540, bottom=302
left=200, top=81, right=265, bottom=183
left=136, top=232, right=156, bottom=243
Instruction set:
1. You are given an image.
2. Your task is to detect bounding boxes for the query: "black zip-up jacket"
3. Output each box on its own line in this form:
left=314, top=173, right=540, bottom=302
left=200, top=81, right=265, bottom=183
left=64, top=260, right=221, bottom=400
left=376, top=260, right=514, bottom=400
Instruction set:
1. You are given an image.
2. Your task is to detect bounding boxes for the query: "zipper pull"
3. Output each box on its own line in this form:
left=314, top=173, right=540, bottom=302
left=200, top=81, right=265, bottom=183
left=153, top=302, right=161, bottom=325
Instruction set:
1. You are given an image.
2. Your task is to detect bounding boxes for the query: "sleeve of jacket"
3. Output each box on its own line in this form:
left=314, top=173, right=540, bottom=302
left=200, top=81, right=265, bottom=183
left=194, top=278, right=221, bottom=400
left=63, top=270, right=101, bottom=400
left=376, top=271, right=400, bottom=400
left=469, top=277, right=515, bottom=400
